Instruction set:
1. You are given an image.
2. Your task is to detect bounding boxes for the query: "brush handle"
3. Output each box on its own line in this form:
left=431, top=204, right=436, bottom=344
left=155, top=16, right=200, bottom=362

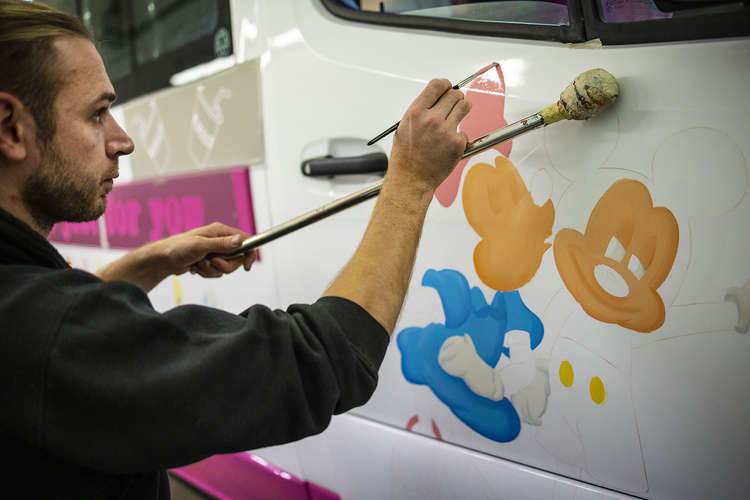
left=225, top=113, right=544, bottom=256
left=366, top=70, right=490, bottom=146
left=367, top=121, right=399, bottom=146
left=226, top=183, right=383, bottom=255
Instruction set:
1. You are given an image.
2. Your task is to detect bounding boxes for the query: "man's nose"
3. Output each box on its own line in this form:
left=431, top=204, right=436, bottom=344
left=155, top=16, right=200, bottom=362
left=106, top=116, right=135, bottom=158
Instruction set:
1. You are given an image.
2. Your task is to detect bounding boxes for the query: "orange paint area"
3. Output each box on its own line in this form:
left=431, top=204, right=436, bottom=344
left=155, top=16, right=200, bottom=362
left=463, top=156, right=554, bottom=292
left=435, top=63, right=512, bottom=207
left=554, top=179, right=679, bottom=333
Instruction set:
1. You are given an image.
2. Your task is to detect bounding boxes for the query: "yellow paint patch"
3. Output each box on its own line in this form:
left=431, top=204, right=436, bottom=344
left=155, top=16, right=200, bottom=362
left=590, top=376, right=607, bottom=404
left=559, top=360, right=574, bottom=387
left=172, top=276, right=183, bottom=305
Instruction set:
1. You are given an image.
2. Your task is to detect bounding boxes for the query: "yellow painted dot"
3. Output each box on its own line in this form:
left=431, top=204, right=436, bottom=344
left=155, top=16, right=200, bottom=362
left=590, top=376, right=607, bottom=404
left=559, top=360, right=574, bottom=387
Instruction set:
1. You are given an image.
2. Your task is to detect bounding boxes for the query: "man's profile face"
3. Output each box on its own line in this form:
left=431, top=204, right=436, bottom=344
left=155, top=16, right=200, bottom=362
left=22, top=36, right=133, bottom=228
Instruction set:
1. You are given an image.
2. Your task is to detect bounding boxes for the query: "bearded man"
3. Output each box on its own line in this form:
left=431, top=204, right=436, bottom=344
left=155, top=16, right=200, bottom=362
left=0, top=1, right=470, bottom=498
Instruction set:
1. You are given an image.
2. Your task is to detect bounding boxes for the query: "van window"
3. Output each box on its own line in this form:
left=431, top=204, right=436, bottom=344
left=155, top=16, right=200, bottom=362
left=131, top=0, right=220, bottom=65
left=28, top=0, right=233, bottom=104
left=583, top=0, right=750, bottom=43
left=355, top=0, right=571, bottom=26
left=80, top=0, right=133, bottom=82
left=39, top=0, right=77, bottom=15
left=325, top=0, right=750, bottom=44
left=598, top=0, right=673, bottom=22
left=599, top=0, right=745, bottom=23
left=322, top=0, right=586, bottom=42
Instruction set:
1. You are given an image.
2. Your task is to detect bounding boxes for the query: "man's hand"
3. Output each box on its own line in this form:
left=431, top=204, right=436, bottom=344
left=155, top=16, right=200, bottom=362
left=388, top=79, right=471, bottom=193
left=97, top=222, right=256, bottom=293
left=323, top=78, right=471, bottom=333
left=158, top=222, right=256, bottom=278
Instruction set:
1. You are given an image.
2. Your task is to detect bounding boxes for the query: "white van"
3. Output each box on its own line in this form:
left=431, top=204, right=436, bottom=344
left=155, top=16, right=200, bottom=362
left=49, top=1, right=750, bottom=499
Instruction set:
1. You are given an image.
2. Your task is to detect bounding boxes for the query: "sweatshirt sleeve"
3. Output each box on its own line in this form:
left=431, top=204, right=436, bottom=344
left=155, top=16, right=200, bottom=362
left=42, top=272, right=389, bottom=474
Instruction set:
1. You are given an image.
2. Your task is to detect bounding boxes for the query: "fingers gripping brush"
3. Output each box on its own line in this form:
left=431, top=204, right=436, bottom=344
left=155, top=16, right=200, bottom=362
left=225, top=68, right=619, bottom=257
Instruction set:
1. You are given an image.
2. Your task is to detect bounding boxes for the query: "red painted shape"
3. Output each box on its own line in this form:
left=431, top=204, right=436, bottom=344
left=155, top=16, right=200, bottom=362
left=431, top=419, right=443, bottom=441
left=406, top=414, right=419, bottom=431
left=435, top=64, right=512, bottom=207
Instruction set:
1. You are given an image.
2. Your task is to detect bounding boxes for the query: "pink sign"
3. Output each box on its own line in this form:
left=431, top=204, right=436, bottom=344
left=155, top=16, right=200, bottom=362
left=49, top=167, right=256, bottom=249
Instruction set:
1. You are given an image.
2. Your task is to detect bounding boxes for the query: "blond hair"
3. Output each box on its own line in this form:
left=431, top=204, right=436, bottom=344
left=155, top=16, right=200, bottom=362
left=0, top=0, right=92, bottom=142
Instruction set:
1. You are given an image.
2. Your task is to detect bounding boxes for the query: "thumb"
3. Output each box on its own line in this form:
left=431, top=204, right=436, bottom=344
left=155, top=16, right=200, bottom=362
left=199, top=233, right=243, bottom=254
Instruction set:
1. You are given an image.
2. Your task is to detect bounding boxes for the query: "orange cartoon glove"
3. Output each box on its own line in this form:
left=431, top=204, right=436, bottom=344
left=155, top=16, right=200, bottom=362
left=463, top=156, right=555, bottom=292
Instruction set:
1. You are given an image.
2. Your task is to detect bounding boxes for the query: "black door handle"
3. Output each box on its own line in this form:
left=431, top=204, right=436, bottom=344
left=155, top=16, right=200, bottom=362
left=301, top=152, right=388, bottom=177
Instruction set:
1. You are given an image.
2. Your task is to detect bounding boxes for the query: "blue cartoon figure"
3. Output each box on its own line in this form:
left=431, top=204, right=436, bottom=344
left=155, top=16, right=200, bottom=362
left=398, top=269, right=550, bottom=442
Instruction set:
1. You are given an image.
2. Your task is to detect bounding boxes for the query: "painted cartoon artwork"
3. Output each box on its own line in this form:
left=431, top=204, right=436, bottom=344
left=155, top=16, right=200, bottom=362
left=538, top=332, right=648, bottom=493
left=554, top=179, right=679, bottom=332
left=398, top=269, right=548, bottom=442
left=463, top=156, right=555, bottom=291
left=435, top=63, right=512, bottom=207
left=527, top=125, right=748, bottom=495
left=396, top=64, right=700, bottom=492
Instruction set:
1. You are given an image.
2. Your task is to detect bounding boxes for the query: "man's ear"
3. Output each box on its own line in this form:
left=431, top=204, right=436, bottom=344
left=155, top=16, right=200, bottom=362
left=0, top=92, right=29, bottom=163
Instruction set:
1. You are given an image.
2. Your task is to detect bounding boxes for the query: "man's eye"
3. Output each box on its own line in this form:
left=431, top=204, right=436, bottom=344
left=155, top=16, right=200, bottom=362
left=94, top=108, right=107, bottom=122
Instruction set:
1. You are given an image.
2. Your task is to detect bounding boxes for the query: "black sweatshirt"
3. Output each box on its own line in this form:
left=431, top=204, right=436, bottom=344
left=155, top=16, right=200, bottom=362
left=0, top=208, right=389, bottom=499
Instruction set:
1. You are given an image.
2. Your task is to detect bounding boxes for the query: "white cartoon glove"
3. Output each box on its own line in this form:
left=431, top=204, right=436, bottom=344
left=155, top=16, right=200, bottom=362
left=439, top=334, right=505, bottom=401
left=510, top=358, right=551, bottom=426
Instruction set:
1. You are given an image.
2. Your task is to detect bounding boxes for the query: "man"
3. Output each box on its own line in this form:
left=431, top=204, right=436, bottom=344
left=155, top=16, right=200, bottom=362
left=0, top=0, right=470, bottom=498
